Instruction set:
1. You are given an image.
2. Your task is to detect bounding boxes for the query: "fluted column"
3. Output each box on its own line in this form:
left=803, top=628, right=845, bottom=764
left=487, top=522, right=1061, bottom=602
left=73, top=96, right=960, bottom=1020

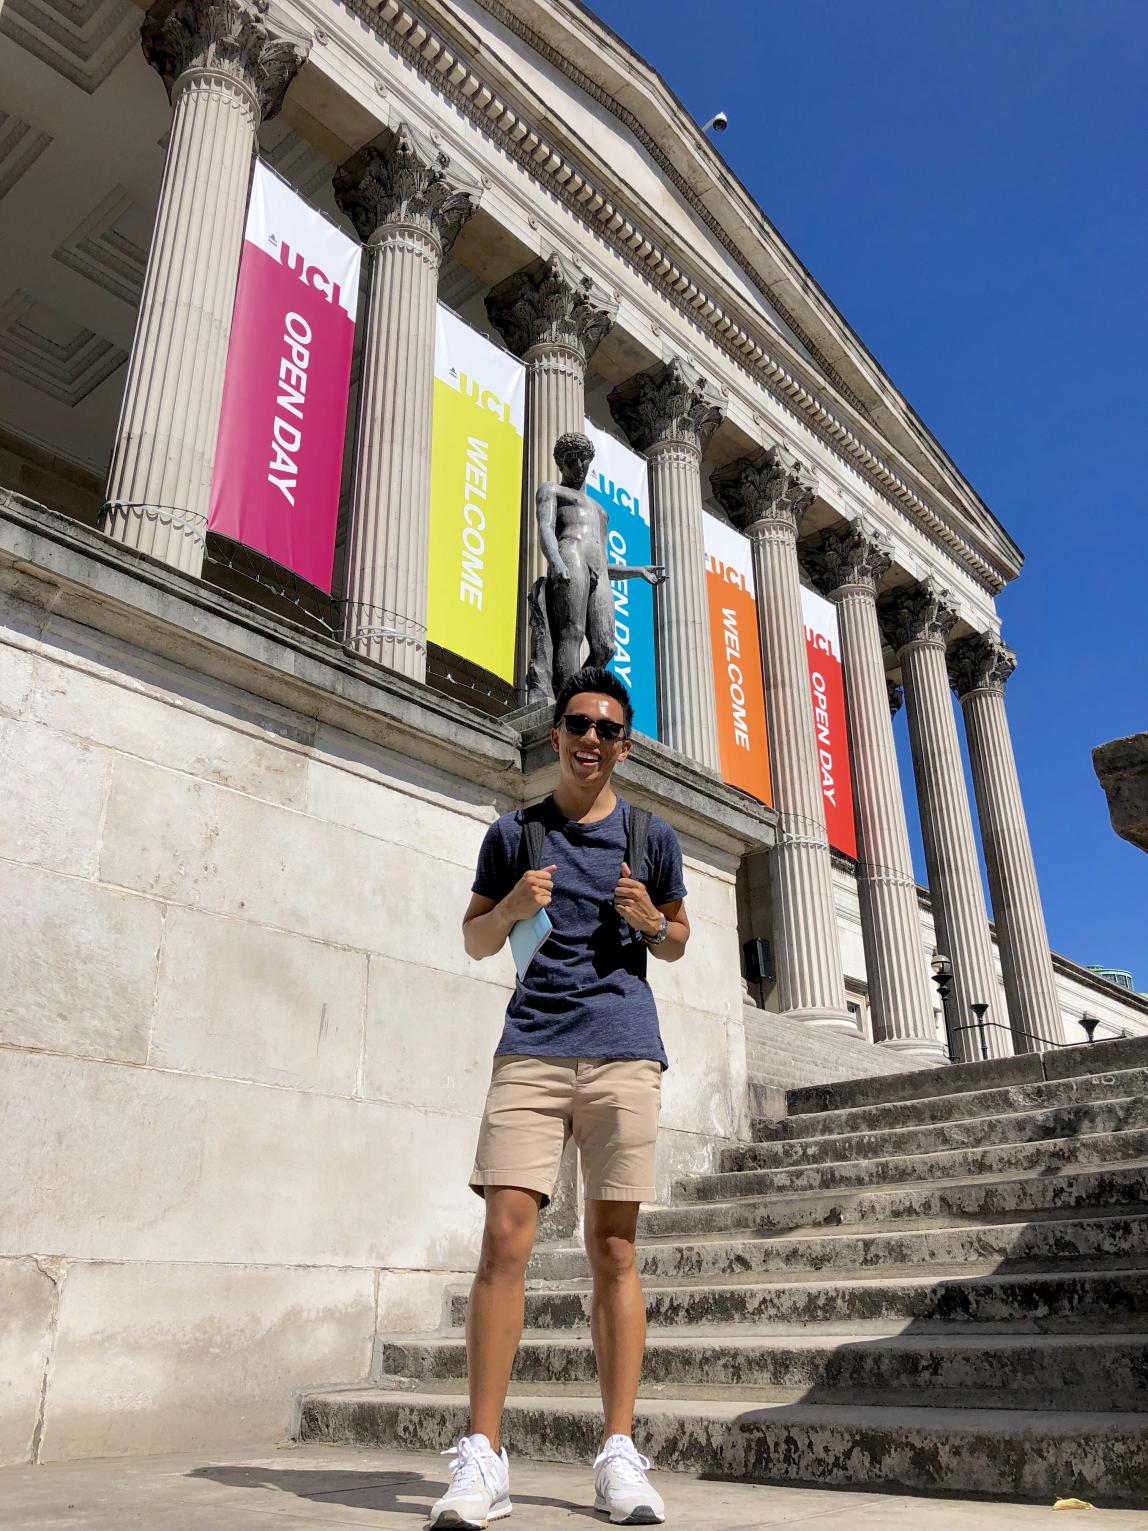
left=103, top=0, right=309, bottom=574
left=949, top=634, right=1061, bottom=1052
left=335, top=125, right=480, bottom=678
left=608, top=357, right=722, bottom=769
left=805, top=523, right=941, bottom=1056
left=882, top=581, right=1005, bottom=1059
left=711, top=446, right=851, bottom=1030
left=486, top=253, right=616, bottom=682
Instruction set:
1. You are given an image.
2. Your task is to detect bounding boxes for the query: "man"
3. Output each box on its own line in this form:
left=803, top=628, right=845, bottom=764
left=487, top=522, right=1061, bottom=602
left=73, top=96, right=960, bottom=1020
left=429, top=665, right=690, bottom=1528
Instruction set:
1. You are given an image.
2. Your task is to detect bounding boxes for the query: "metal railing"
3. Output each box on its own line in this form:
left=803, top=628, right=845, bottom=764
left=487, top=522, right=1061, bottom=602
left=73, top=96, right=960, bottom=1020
left=948, top=1017, right=1066, bottom=1062
left=944, top=1011, right=1130, bottom=1063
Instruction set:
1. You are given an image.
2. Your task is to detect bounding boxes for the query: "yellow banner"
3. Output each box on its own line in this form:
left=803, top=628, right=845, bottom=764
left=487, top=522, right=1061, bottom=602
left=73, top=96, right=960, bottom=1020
left=427, top=307, right=525, bottom=682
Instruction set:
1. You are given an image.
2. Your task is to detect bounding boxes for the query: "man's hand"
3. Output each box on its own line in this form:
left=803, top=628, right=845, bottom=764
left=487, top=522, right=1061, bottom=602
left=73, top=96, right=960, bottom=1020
left=613, top=862, right=661, bottom=937
left=549, top=559, right=571, bottom=584
left=501, top=865, right=557, bottom=923
left=640, top=564, right=667, bottom=587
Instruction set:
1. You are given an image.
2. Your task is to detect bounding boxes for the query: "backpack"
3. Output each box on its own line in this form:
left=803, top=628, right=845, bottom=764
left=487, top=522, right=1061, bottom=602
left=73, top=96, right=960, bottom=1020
left=518, top=798, right=652, bottom=882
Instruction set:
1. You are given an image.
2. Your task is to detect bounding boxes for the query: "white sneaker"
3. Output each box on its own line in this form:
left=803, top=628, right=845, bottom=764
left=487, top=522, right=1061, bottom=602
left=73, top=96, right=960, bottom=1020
left=593, top=1435, right=665, bottom=1525
left=428, top=1433, right=512, bottom=1527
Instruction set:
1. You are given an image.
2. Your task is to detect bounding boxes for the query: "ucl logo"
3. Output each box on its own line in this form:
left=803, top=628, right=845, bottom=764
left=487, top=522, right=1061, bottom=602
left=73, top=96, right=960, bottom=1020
left=278, top=242, right=343, bottom=307
left=452, top=371, right=513, bottom=425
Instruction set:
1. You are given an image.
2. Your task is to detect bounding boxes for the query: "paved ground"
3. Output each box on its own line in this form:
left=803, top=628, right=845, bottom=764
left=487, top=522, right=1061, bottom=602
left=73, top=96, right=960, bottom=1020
left=2, top=1445, right=1146, bottom=1529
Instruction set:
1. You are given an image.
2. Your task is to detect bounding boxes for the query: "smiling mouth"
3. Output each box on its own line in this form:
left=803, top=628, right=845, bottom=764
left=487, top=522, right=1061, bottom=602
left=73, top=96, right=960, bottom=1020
left=573, top=750, right=600, bottom=766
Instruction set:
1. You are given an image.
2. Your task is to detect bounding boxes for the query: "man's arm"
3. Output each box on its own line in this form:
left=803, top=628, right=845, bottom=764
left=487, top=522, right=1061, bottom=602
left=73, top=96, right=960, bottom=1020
left=535, top=482, right=567, bottom=579
left=463, top=866, right=557, bottom=960
left=649, top=898, right=689, bottom=963
left=609, top=563, right=666, bottom=586
left=612, top=865, right=690, bottom=963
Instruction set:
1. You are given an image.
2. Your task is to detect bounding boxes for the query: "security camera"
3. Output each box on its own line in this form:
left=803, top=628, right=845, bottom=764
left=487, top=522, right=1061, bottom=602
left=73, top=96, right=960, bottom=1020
left=702, top=112, right=729, bottom=135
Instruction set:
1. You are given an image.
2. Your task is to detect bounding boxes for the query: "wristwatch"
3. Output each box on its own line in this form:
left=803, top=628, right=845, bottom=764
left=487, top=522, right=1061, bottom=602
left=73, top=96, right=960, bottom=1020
left=641, top=913, right=669, bottom=946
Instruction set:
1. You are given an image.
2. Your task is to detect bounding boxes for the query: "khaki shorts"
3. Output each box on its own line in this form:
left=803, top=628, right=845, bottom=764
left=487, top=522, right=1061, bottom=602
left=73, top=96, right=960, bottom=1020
left=469, top=1055, right=662, bottom=1207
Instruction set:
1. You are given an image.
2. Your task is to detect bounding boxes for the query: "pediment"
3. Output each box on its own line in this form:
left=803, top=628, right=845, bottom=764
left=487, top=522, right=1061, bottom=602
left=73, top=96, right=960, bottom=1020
left=441, top=0, right=1021, bottom=580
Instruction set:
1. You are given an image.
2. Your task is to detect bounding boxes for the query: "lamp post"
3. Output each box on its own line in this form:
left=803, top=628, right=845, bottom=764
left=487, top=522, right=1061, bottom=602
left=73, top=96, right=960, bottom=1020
left=1080, top=1014, right=1101, bottom=1044
left=930, top=953, right=955, bottom=1059
left=969, top=1002, right=990, bottom=1061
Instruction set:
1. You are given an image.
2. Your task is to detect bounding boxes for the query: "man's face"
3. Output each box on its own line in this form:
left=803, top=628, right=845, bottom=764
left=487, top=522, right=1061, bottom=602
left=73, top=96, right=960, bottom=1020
left=555, top=443, right=593, bottom=489
left=551, top=691, right=631, bottom=786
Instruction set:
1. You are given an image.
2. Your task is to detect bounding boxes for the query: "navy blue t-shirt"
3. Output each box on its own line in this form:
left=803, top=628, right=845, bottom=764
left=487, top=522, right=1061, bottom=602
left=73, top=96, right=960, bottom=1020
left=472, top=797, right=686, bottom=1068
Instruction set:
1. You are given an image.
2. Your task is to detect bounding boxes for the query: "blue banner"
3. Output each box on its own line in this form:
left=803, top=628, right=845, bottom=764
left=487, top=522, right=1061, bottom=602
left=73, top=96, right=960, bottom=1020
left=584, top=419, right=659, bottom=740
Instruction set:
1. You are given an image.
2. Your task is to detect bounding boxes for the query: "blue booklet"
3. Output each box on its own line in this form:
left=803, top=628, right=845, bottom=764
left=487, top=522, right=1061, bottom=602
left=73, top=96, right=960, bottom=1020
left=509, top=907, right=553, bottom=981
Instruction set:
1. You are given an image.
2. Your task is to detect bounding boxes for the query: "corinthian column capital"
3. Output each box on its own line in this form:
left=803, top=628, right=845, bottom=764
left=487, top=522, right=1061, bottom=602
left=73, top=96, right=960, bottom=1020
left=334, top=123, right=481, bottom=261
left=486, top=252, right=616, bottom=367
left=142, top=0, right=310, bottom=121
left=608, top=356, right=725, bottom=458
left=710, top=443, right=816, bottom=537
left=948, top=631, right=1017, bottom=698
left=880, top=577, right=959, bottom=654
left=803, top=518, right=893, bottom=597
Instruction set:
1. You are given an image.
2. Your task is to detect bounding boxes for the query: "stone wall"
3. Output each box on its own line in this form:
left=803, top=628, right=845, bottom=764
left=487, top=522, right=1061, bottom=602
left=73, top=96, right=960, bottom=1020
left=743, top=1005, right=930, bottom=1099
left=0, top=500, right=762, bottom=1465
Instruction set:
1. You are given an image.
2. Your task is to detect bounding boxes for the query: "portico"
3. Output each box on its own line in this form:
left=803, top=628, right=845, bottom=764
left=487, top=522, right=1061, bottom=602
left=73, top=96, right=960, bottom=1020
left=0, top=0, right=1084, bottom=1060
left=5, top=0, right=1148, bottom=1471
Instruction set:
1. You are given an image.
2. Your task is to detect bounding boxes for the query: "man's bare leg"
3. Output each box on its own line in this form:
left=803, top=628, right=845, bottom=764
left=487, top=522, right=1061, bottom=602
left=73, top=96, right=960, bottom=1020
left=546, top=559, right=592, bottom=696
left=586, top=573, right=616, bottom=670
left=584, top=1198, right=645, bottom=1444
left=466, top=1185, right=541, bottom=1449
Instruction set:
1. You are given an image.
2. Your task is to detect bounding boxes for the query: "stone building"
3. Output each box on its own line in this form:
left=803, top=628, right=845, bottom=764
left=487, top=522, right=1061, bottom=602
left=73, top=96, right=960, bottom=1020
left=1, top=0, right=1146, bottom=1463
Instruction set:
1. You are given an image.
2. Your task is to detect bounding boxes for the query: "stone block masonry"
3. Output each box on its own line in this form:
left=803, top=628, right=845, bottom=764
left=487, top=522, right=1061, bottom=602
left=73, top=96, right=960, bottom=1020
left=743, top=1005, right=928, bottom=1094
left=310, top=1039, right=1148, bottom=1504
left=0, top=498, right=769, bottom=1463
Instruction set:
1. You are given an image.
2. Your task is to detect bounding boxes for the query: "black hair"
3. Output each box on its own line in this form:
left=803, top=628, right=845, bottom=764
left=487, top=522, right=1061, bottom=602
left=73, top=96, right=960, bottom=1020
left=552, top=666, right=634, bottom=733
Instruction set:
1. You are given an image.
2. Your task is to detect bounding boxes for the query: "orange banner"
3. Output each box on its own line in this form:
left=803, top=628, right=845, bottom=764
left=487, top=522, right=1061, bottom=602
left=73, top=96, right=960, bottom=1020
left=704, top=514, right=772, bottom=807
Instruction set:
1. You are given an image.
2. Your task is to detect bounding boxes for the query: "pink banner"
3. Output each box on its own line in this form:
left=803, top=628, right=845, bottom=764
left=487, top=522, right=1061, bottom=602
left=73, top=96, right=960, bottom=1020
left=208, top=163, right=360, bottom=592
left=801, top=585, right=857, bottom=859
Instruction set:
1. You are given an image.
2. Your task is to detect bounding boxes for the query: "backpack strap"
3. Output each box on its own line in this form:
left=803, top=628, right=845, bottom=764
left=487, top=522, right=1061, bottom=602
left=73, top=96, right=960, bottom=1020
left=626, top=805, right=652, bottom=882
left=518, top=800, right=550, bottom=873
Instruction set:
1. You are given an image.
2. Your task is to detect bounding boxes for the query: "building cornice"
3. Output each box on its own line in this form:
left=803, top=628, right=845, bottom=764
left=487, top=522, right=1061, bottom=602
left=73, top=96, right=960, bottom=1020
left=1049, top=955, right=1148, bottom=1021
left=475, top=0, right=870, bottom=418
left=480, top=0, right=1022, bottom=575
left=333, top=0, right=1016, bottom=594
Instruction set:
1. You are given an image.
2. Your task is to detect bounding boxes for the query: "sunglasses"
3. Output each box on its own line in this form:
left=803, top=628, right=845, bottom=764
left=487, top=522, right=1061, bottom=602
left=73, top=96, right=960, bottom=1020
left=560, top=713, right=629, bottom=744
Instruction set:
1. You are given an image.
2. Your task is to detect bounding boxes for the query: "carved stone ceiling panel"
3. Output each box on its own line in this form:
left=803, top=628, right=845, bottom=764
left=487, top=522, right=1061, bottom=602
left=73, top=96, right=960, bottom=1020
left=53, top=184, right=151, bottom=305
left=0, top=111, right=54, bottom=201
left=0, top=17, right=165, bottom=469
left=259, top=118, right=336, bottom=205
left=0, top=0, right=139, bottom=94
left=0, top=290, right=127, bottom=406
left=0, top=26, right=352, bottom=478
left=439, top=260, right=486, bottom=314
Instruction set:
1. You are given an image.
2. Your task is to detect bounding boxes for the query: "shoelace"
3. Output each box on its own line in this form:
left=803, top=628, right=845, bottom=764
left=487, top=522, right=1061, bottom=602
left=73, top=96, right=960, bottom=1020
left=595, top=1439, right=654, bottom=1485
left=442, top=1436, right=493, bottom=1493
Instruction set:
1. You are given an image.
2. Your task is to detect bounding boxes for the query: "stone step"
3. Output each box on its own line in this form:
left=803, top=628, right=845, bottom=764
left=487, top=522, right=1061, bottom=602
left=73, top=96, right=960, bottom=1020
left=378, top=1330, right=1148, bottom=1411
left=529, top=1211, right=1148, bottom=1285
left=299, top=1386, right=1148, bottom=1504
left=685, top=1125, right=1148, bottom=1203
left=640, top=1160, right=1148, bottom=1240
left=752, top=1066, right=1148, bottom=1143
left=727, top=1093, right=1148, bottom=1172
left=450, top=1266, right=1148, bottom=1333
left=784, top=1034, right=1148, bottom=1118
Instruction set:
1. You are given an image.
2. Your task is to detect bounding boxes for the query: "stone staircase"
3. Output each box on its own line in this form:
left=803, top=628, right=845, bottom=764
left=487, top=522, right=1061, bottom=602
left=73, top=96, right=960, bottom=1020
left=299, top=1036, right=1148, bottom=1505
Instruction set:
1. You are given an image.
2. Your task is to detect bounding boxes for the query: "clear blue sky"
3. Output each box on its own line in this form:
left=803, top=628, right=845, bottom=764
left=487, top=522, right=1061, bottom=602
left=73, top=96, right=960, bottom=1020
left=592, top=0, right=1147, bottom=981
